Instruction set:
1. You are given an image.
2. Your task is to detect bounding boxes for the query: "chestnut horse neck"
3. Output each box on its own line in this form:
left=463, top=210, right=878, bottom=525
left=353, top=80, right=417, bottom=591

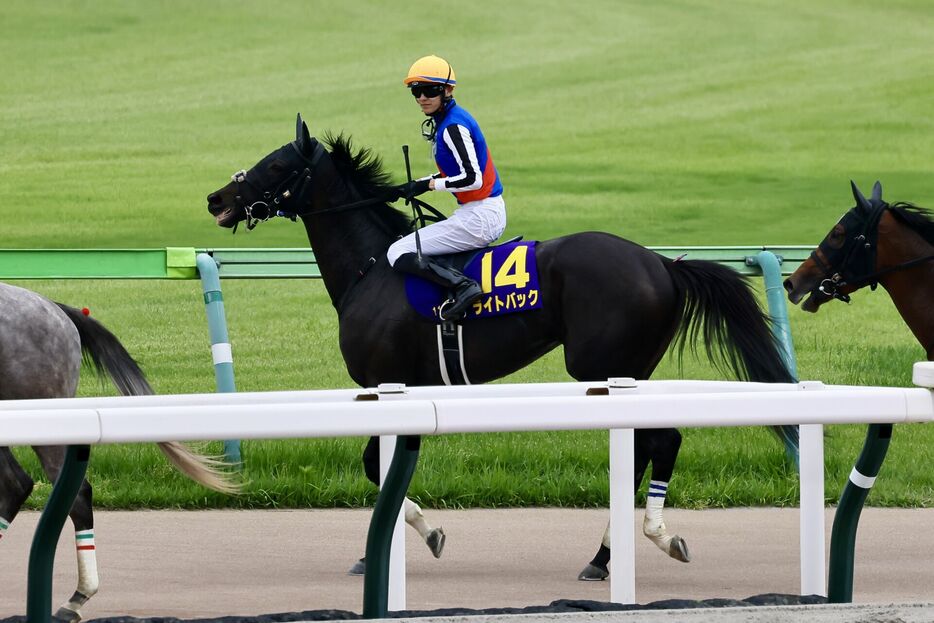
left=875, top=209, right=934, bottom=359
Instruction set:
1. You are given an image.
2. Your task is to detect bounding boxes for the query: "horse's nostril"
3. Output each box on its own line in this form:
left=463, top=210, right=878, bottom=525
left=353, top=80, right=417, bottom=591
left=207, top=192, right=222, bottom=205
left=782, top=279, right=793, bottom=293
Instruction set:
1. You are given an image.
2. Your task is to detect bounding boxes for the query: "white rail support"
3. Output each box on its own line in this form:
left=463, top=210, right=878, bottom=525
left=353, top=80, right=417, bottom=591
left=913, top=361, right=934, bottom=389
left=608, top=377, right=637, bottom=604
left=799, top=422, right=825, bottom=595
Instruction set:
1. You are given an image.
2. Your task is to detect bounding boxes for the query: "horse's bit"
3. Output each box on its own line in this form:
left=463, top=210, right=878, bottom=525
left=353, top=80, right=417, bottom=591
left=230, top=168, right=302, bottom=231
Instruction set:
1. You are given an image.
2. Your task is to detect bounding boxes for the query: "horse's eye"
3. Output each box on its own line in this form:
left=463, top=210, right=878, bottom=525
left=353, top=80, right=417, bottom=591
left=826, top=225, right=846, bottom=248
left=268, top=160, right=288, bottom=173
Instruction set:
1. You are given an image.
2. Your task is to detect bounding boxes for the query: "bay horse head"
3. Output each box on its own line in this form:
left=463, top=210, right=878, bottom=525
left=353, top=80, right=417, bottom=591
left=783, top=180, right=887, bottom=312
left=207, top=114, right=324, bottom=230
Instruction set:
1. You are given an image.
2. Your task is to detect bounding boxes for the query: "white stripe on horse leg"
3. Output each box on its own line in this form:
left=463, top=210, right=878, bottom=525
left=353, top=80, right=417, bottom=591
left=601, top=519, right=610, bottom=548
left=56, top=529, right=99, bottom=622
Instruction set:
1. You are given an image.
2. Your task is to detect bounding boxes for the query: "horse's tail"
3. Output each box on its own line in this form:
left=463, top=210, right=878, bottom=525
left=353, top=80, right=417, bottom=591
left=57, top=303, right=240, bottom=494
left=663, top=259, right=799, bottom=453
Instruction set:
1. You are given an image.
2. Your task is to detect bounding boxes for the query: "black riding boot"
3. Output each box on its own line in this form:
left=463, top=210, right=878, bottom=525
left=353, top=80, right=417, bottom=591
left=394, top=252, right=482, bottom=320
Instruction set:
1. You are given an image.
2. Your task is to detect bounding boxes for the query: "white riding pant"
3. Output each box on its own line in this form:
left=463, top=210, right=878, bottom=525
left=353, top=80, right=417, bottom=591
left=387, top=195, right=507, bottom=266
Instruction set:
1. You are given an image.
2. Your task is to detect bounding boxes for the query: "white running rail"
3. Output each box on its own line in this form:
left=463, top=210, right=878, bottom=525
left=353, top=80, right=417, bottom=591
left=3, top=362, right=933, bottom=608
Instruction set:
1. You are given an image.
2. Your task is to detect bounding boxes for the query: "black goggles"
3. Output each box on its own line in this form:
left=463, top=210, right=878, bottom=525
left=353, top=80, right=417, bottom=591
left=410, top=83, right=446, bottom=99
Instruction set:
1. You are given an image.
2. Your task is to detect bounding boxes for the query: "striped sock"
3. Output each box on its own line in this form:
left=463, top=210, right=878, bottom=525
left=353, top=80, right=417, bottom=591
left=74, top=530, right=99, bottom=600
left=0, top=516, right=9, bottom=541
left=648, top=480, right=668, bottom=500
left=646, top=480, right=669, bottom=524
left=644, top=480, right=674, bottom=549
left=76, top=529, right=95, bottom=552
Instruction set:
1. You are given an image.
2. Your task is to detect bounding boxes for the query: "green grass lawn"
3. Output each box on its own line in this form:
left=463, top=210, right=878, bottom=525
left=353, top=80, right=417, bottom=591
left=3, top=0, right=934, bottom=509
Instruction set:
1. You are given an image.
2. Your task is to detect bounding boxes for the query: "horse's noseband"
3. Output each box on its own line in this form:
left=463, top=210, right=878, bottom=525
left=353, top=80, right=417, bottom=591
left=809, top=201, right=934, bottom=304
left=229, top=160, right=307, bottom=230
left=810, top=204, right=885, bottom=303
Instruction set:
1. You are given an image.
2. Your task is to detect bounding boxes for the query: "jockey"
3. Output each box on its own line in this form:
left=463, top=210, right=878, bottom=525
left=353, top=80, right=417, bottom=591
left=387, top=54, right=506, bottom=321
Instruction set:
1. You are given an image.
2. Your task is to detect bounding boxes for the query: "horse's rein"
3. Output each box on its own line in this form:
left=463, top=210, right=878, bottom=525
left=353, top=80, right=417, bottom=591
left=839, top=253, right=934, bottom=290
left=230, top=141, right=445, bottom=231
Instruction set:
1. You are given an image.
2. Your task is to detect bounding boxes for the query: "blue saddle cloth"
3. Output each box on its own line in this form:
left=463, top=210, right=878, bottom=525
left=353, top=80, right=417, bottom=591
left=405, top=240, right=542, bottom=322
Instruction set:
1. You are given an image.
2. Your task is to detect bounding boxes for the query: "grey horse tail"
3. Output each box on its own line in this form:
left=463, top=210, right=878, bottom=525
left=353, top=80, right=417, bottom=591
left=55, top=302, right=240, bottom=494
left=55, top=303, right=154, bottom=396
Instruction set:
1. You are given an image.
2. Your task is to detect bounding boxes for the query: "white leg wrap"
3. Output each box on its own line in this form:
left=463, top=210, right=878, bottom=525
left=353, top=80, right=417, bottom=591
left=643, top=481, right=673, bottom=552
left=58, top=529, right=99, bottom=618
left=403, top=497, right=432, bottom=541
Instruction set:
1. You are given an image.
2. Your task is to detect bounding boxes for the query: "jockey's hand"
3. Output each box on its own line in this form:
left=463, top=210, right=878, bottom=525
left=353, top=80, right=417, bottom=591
left=389, top=179, right=431, bottom=202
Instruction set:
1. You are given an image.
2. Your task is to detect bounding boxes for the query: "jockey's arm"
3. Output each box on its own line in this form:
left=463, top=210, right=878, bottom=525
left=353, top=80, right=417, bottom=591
left=430, top=124, right=482, bottom=193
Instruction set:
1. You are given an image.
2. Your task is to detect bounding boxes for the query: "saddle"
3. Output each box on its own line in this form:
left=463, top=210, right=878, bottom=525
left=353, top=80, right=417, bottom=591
left=404, top=237, right=543, bottom=322
left=433, top=235, right=523, bottom=272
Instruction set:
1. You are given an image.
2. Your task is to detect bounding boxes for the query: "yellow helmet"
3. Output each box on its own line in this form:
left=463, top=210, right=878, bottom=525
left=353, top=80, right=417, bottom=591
left=404, top=55, right=456, bottom=87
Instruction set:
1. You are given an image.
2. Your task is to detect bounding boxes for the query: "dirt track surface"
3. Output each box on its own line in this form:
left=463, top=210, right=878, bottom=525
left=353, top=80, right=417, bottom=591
left=1, top=508, right=931, bottom=619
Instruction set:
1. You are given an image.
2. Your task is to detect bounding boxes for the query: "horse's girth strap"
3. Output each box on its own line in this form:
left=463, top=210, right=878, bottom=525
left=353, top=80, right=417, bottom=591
left=436, top=321, right=470, bottom=386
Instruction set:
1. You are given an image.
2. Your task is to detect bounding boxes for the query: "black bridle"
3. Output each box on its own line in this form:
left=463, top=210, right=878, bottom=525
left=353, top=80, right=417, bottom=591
left=811, top=201, right=934, bottom=303
left=229, top=140, right=445, bottom=232
left=230, top=141, right=325, bottom=231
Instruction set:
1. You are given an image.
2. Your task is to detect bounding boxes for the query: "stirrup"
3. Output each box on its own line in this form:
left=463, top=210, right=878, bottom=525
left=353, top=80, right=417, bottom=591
left=438, top=298, right=466, bottom=321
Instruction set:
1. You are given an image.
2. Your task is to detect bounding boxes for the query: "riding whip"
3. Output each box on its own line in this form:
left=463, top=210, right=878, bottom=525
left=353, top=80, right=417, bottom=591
left=402, top=144, right=423, bottom=261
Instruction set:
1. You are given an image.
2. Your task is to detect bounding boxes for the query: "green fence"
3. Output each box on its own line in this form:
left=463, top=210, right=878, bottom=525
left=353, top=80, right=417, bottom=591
left=0, top=245, right=813, bottom=280
left=2, top=245, right=814, bottom=462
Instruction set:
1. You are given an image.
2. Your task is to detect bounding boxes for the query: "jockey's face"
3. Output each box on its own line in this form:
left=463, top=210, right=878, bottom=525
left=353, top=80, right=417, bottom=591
left=412, top=85, right=453, bottom=115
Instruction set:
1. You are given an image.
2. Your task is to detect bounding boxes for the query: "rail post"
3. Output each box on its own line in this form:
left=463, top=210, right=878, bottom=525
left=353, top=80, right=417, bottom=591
left=751, top=250, right=799, bottom=379
left=363, top=435, right=421, bottom=618
left=196, top=253, right=241, bottom=464
left=751, top=250, right=800, bottom=464
left=27, top=445, right=90, bottom=623
left=827, top=423, right=892, bottom=602
left=607, top=377, right=637, bottom=604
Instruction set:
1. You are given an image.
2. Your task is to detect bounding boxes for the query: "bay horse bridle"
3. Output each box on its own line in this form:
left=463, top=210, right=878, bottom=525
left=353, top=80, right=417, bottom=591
left=811, top=183, right=934, bottom=303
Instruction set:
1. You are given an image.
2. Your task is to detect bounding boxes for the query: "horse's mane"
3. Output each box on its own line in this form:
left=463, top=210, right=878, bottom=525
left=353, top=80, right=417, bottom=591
left=889, top=202, right=934, bottom=246
left=321, top=132, right=414, bottom=235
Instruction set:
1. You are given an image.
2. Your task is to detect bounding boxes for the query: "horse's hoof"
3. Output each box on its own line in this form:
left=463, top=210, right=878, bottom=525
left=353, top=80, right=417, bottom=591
left=577, top=563, right=609, bottom=581
left=669, top=535, right=691, bottom=563
left=426, top=527, right=446, bottom=558
left=348, top=557, right=365, bottom=576
left=54, top=606, right=82, bottom=623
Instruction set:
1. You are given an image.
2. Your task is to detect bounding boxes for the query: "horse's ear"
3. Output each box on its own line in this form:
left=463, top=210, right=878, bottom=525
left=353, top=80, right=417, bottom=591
left=871, top=180, right=883, bottom=203
left=850, top=180, right=871, bottom=211
left=295, top=113, right=312, bottom=153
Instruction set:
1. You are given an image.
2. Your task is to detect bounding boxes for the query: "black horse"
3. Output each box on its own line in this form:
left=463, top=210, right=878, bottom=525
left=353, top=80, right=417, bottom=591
left=206, top=114, right=795, bottom=580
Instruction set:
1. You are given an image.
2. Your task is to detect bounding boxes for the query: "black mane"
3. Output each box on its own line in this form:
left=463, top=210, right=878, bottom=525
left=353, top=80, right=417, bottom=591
left=322, top=132, right=413, bottom=235
left=889, top=202, right=934, bottom=246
